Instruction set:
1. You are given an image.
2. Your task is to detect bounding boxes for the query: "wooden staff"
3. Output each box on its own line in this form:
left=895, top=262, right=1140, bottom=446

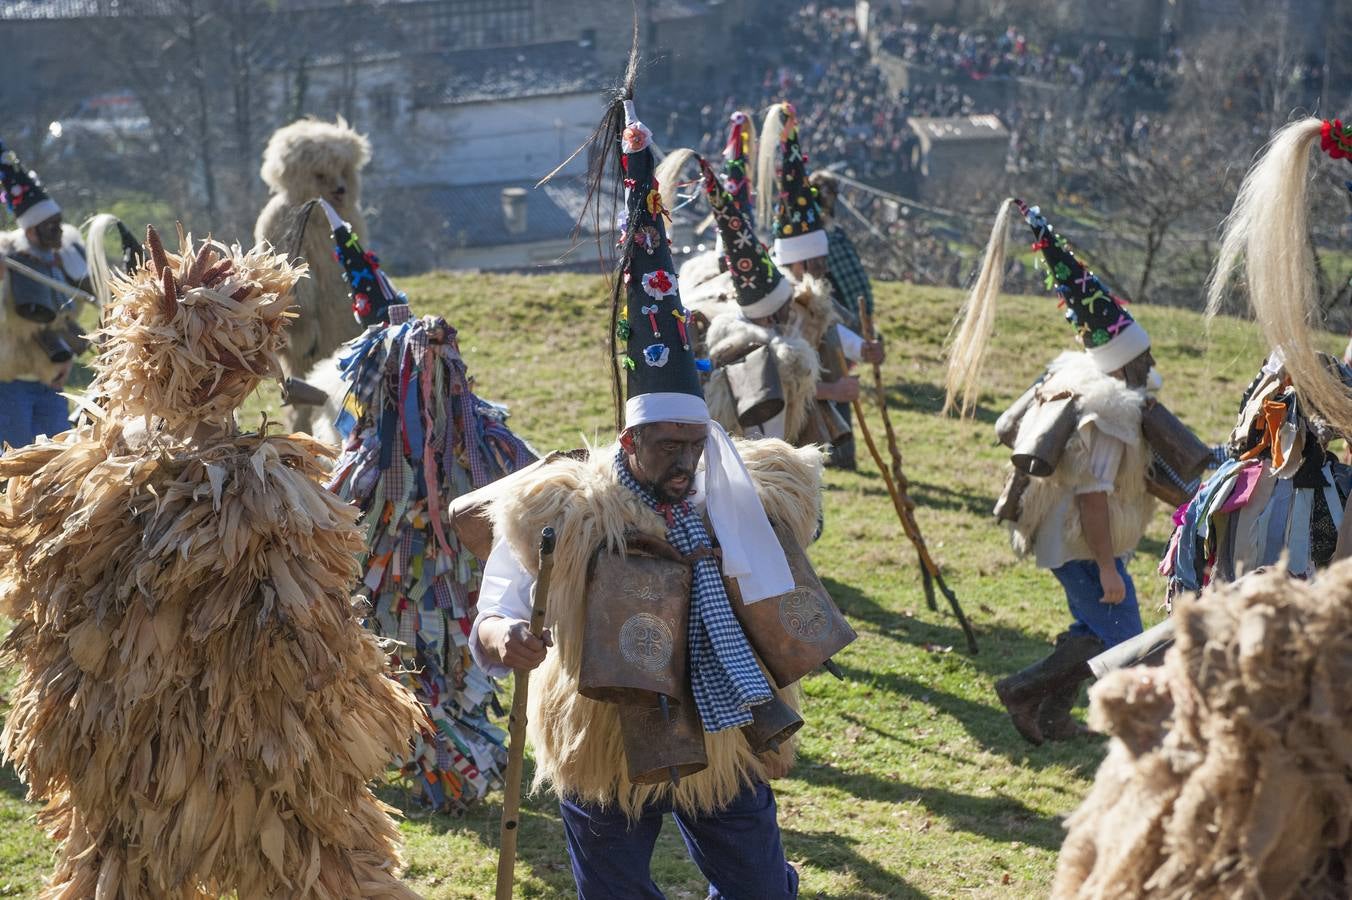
left=844, top=307, right=978, bottom=654
left=495, top=526, right=557, bottom=900
left=0, top=254, right=98, bottom=306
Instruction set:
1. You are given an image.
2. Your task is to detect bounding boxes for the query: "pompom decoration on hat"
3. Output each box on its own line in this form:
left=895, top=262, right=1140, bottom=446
left=0, top=139, right=61, bottom=229
left=1016, top=198, right=1151, bottom=373
left=1320, top=119, right=1352, bottom=161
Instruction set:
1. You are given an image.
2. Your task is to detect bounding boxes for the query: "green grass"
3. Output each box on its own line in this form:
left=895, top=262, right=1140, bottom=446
left=0, top=272, right=1305, bottom=897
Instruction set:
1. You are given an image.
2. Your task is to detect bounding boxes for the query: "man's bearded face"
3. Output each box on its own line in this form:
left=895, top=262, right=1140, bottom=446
left=622, top=421, right=707, bottom=503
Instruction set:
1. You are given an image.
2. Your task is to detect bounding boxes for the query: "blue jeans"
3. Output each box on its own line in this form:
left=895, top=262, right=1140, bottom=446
left=1051, top=557, right=1144, bottom=648
left=0, top=379, right=69, bottom=450
left=558, top=781, right=798, bottom=900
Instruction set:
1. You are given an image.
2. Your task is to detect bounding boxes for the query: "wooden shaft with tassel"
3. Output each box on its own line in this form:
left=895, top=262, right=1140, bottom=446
left=495, top=526, right=557, bottom=900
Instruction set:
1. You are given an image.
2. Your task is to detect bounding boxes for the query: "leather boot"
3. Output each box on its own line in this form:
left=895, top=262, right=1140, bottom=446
left=1036, top=632, right=1104, bottom=741
left=994, top=630, right=1101, bottom=746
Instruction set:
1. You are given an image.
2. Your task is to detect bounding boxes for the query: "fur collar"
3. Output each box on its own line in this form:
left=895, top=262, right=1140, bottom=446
left=1043, top=351, right=1146, bottom=445
left=488, top=439, right=822, bottom=817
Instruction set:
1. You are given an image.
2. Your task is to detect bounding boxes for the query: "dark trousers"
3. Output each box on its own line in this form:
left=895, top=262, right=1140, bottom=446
left=558, top=781, right=799, bottom=900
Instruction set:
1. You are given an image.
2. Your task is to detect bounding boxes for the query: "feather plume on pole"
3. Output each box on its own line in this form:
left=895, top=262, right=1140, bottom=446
left=1207, top=117, right=1352, bottom=430
left=944, top=197, right=1017, bottom=417
left=539, top=8, right=641, bottom=433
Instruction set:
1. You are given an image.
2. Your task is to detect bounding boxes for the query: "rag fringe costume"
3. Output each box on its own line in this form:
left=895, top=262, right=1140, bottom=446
left=1052, top=561, right=1352, bottom=899
left=0, top=231, right=425, bottom=898
left=1161, top=355, right=1352, bottom=602
left=319, top=205, right=536, bottom=811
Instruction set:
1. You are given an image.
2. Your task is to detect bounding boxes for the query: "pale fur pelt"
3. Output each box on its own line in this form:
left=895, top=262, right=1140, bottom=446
left=1008, top=352, right=1154, bottom=561
left=678, top=250, right=723, bottom=293
left=785, top=271, right=839, bottom=353
left=254, top=118, right=371, bottom=409
left=297, top=346, right=347, bottom=446
left=490, top=439, right=823, bottom=818
left=0, top=225, right=85, bottom=384
left=1052, top=561, right=1352, bottom=898
left=704, top=313, right=819, bottom=444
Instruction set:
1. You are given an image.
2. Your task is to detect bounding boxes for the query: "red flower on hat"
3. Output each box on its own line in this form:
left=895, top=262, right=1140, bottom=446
left=642, top=268, right=677, bottom=300
left=736, top=256, right=754, bottom=273
left=622, top=120, right=653, bottom=154
left=353, top=293, right=372, bottom=317
left=1321, top=119, right=1352, bottom=161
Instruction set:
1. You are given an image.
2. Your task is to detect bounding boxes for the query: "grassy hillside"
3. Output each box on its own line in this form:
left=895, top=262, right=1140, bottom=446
left=0, top=272, right=1305, bottom=898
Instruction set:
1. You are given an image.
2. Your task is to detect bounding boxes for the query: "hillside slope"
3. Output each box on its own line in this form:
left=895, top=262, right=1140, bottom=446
left=1, top=273, right=1307, bottom=897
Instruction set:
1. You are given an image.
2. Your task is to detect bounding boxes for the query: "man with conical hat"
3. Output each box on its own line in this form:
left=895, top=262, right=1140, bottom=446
left=0, top=140, right=91, bottom=448
left=944, top=198, right=1156, bottom=745
left=471, top=93, right=827, bottom=898
left=312, top=198, right=537, bottom=814
left=678, top=110, right=758, bottom=295
left=757, top=102, right=884, bottom=469
left=656, top=144, right=822, bottom=444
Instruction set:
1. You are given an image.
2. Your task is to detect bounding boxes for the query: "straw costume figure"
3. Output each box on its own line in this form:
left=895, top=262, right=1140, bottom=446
left=254, top=117, right=371, bottom=431
left=0, top=228, right=425, bottom=898
left=470, top=65, right=848, bottom=895
left=316, top=200, right=537, bottom=812
left=946, top=199, right=1159, bottom=745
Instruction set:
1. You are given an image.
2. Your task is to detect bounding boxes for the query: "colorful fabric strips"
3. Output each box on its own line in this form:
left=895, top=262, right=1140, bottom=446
left=327, top=304, right=536, bottom=812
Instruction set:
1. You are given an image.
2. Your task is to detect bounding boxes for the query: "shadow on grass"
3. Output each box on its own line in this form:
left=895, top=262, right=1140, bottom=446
left=879, top=377, right=1000, bottom=424
left=1, top=762, right=31, bottom=803
left=782, top=823, right=927, bottom=898
left=822, top=574, right=1060, bottom=676
left=830, top=659, right=1105, bottom=775
left=795, top=750, right=1068, bottom=853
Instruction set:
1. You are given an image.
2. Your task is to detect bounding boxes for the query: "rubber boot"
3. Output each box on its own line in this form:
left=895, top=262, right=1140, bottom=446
left=994, top=630, right=1101, bottom=746
left=1036, top=632, right=1104, bottom=741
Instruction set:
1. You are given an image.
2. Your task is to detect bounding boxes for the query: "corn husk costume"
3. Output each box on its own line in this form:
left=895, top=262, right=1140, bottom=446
left=0, top=228, right=425, bottom=899
left=318, top=201, right=537, bottom=812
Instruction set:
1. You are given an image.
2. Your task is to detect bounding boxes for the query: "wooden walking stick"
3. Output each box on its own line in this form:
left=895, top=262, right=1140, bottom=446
left=842, top=308, right=979, bottom=654
left=495, top=526, right=557, bottom=900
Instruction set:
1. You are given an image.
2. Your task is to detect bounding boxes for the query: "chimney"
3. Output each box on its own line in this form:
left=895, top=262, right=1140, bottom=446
left=501, top=187, right=528, bottom=236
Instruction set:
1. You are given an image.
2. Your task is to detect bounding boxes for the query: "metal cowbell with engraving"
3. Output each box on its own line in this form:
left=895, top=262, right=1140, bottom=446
left=726, top=522, right=856, bottom=688
left=579, top=540, right=692, bottom=706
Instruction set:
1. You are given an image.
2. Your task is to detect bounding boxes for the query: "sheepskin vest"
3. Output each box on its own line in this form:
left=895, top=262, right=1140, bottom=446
left=703, top=314, right=819, bottom=445
left=489, top=439, right=823, bottom=818
left=1008, top=352, right=1154, bottom=563
left=0, top=226, right=85, bottom=384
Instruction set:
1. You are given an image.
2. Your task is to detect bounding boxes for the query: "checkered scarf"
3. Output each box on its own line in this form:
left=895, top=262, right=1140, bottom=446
left=615, top=449, right=771, bottom=732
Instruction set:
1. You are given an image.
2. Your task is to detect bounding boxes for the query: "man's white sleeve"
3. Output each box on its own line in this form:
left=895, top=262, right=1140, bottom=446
left=1077, top=429, right=1125, bottom=494
left=470, top=538, right=536, bottom=679
left=836, top=323, right=865, bottom=362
